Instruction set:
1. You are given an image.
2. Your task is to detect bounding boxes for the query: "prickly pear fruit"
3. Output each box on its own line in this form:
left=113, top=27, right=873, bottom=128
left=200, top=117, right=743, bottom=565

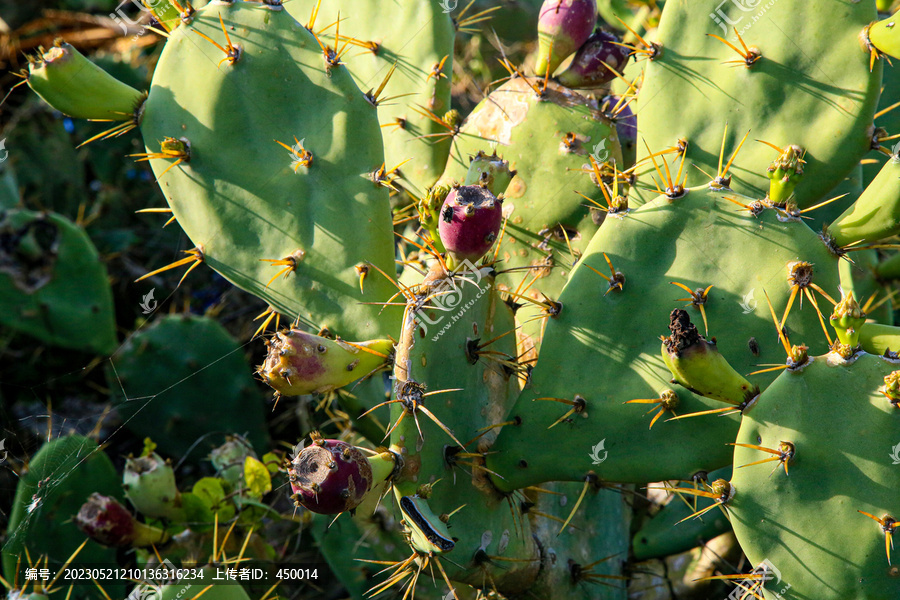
left=258, top=330, right=393, bottom=397
left=535, top=0, right=598, bottom=76
left=463, top=150, right=516, bottom=196
left=123, top=453, right=182, bottom=520
left=661, top=309, right=759, bottom=407
left=26, top=41, right=144, bottom=120
left=75, top=493, right=168, bottom=548
left=557, top=30, right=630, bottom=88
left=288, top=436, right=374, bottom=515
left=766, top=145, right=805, bottom=205
left=438, top=185, right=503, bottom=265
left=830, top=289, right=866, bottom=347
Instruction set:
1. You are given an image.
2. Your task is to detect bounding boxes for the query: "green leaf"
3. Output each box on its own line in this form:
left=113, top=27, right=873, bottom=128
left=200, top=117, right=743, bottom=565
left=244, top=456, right=272, bottom=498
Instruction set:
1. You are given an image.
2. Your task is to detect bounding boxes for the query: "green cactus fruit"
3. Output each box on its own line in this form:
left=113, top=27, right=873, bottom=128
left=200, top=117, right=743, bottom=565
left=289, top=0, right=456, bottom=193
left=827, top=155, right=900, bottom=247
left=864, top=10, right=900, bottom=65
left=729, top=352, right=900, bottom=599
left=486, top=186, right=841, bottom=490
left=438, top=184, right=504, bottom=266
left=830, top=288, right=867, bottom=347
left=123, top=452, right=183, bottom=520
left=462, top=150, right=516, bottom=196
left=26, top=41, right=145, bottom=121
left=661, top=309, right=759, bottom=407
left=258, top=329, right=393, bottom=397
left=139, top=0, right=398, bottom=339
left=535, top=0, right=598, bottom=76
left=556, top=30, right=631, bottom=89
left=765, top=144, right=805, bottom=205
left=288, top=434, right=375, bottom=515
left=632, top=467, right=734, bottom=561
left=0, top=209, right=117, bottom=354
left=419, top=184, right=452, bottom=253
left=633, top=0, right=880, bottom=209
left=2, top=435, right=125, bottom=600
left=75, top=493, right=169, bottom=548
left=107, top=314, right=267, bottom=459
left=439, top=77, right=622, bottom=351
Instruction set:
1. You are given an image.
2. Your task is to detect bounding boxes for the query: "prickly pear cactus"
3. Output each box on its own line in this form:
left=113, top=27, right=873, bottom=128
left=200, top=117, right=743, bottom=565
left=107, top=314, right=267, bottom=458
left=138, top=1, right=399, bottom=339
left=487, top=185, right=841, bottom=488
left=0, top=209, right=117, bottom=354
left=2, top=436, right=126, bottom=600
left=730, top=351, right=900, bottom=599
left=633, top=0, right=881, bottom=208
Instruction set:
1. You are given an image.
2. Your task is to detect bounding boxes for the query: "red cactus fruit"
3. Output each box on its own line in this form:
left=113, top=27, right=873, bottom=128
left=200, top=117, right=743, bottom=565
left=75, top=493, right=137, bottom=547
left=438, top=185, right=503, bottom=265
left=535, top=0, right=598, bottom=76
left=288, top=437, right=373, bottom=514
left=557, top=30, right=631, bottom=88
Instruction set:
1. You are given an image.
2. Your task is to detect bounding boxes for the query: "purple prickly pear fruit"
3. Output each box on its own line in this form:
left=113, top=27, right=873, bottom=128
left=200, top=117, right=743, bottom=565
left=75, top=493, right=168, bottom=547
left=535, top=0, right=598, bottom=76
left=288, top=435, right=373, bottom=515
left=438, top=185, right=503, bottom=264
left=75, top=493, right=135, bottom=547
left=557, top=30, right=630, bottom=88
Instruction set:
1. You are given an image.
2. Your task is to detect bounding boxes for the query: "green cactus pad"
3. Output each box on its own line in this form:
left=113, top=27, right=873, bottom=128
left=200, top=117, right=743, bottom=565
left=140, top=1, right=398, bottom=339
left=730, top=352, right=900, bottom=600
left=0, top=209, right=117, bottom=354
left=633, top=0, right=880, bottom=209
left=106, top=314, right=267, bottom=459
left=2, top=436, right=125, bottom=600
left=388, top=266, right=539, bottom=591
left=440, top=77, right=622, bottom=350
left=487, top=186, right=841, bottom=490
left=290, top=0, right=456, bottom=193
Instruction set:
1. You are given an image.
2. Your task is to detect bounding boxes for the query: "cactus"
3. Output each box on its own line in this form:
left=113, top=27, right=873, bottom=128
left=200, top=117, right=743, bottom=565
left=15, top=0, right=900, bottom=598
left=0, top=209, right=117, bottom=354
left=2, top=435, right=126, bottom=600
left=107, top=314, right=268, bottom=459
